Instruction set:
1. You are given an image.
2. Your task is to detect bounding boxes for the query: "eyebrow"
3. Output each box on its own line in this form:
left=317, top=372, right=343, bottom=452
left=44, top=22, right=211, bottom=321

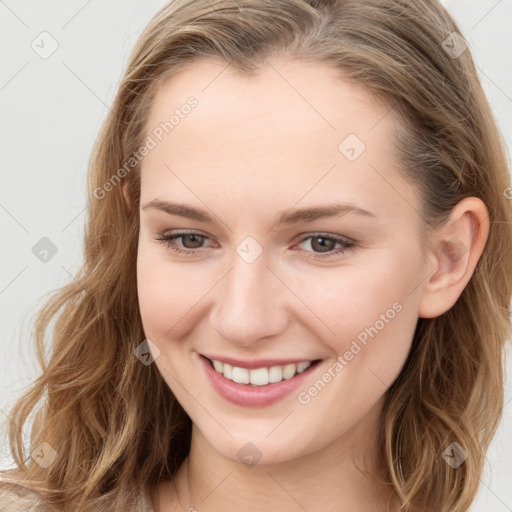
left=141, top=199, right=376, bottom=226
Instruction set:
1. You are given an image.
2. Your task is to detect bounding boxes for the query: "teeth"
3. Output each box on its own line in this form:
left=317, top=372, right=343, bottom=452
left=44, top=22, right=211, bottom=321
left=232, top=366, right=249, bottom=384
left=296, top=361, right=311, bottom=373
left=268, top=366, right=282, bottom=383
left=223, top=363, right=233, bottom=380
left=212, top=360, right=223, bottom=373
left=209, top=359, right=313, bottom=386
left=249, top=367, right=269, bottom=386
left=282, top=363, right=296, bottom=379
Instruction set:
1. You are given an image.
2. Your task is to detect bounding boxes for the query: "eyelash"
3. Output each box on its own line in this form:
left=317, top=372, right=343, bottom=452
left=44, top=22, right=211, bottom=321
left=155, top=230, right=355, bottom=260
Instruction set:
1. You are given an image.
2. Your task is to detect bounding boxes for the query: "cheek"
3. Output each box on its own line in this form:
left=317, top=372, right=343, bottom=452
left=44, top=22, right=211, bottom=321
left=137, top=240, right=194, bottom=338
left=293, top=261, right=418, bottom=437
left=299, top=246, right=421, bottom=365
left=136, top=239, right=224, bottom=341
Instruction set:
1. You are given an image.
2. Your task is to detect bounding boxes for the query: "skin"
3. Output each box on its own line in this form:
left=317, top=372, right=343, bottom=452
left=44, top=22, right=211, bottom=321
left=133, top=56, right=489, bottom=512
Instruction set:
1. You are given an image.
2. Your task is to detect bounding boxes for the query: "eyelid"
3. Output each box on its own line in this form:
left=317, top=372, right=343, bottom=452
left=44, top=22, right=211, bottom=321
left=159, top=228, right=216, bottom=242
left=291, top=231, right=355, bottom=245
left=159, top=229, right=355, bottom=244
left=292, top=232, right=355, bottom=260
left=156, top=229, right=218, bottom=252
left=156, top=229, right=356, bottom=260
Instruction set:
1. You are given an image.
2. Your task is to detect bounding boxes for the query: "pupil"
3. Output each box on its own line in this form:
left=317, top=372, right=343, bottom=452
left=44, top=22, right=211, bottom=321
left=183, top=234, right=203, bottom=248
left=312, top=237, right=334, bottom=253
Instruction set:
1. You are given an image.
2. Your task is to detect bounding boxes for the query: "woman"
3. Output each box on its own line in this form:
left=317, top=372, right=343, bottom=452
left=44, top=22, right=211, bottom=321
left=1, top=0, right=511, bottom=511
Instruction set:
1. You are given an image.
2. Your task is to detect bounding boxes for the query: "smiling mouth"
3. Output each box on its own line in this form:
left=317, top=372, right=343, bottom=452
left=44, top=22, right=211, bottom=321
left=205, top=356, right=321, bottom=386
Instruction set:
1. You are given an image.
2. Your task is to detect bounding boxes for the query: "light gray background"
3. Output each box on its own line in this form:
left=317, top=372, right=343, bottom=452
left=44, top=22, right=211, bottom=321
left=1, top=1, right=511, bottom=510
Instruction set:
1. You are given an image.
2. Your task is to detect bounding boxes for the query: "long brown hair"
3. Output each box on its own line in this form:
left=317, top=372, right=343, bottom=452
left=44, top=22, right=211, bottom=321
left=1, top=1, right=511, bottom=510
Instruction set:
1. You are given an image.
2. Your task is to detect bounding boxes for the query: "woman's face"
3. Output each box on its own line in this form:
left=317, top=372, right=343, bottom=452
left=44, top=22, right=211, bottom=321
left=137, top=57, right=428, bottom=465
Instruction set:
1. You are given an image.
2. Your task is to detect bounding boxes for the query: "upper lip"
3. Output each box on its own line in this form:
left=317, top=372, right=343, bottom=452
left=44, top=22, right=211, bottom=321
left=201, top=353, right=319, bottom=369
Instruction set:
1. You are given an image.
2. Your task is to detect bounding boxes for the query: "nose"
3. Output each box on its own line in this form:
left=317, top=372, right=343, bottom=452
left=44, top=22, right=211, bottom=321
left=208, top=248, right=289, bottom=348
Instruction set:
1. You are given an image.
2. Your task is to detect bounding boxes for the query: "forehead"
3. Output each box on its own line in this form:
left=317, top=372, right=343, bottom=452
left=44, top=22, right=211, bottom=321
left=140, top=57, right=417, bottom=225
left=145, top=56, right=391, bottom=150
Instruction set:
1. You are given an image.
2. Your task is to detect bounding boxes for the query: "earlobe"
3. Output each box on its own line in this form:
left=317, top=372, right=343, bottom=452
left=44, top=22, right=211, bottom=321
left=418, top=197, right=490, bottom=319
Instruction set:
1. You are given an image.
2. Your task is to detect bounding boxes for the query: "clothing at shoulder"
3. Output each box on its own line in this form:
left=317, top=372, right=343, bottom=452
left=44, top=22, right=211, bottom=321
left=0, top=484, right=49, bottom=511
left=139, top=485, right=157, bottom=512
left=0, top=484, right=156, bottom=511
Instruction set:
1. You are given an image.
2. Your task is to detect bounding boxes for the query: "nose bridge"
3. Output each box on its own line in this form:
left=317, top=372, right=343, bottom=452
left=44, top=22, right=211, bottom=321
left=209, top=243, right=287, bottom=344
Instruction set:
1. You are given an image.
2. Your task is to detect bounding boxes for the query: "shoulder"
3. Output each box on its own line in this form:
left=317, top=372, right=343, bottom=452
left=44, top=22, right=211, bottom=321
left=138, top=484, right=157, bottom=512
left=0, top=484, right=50, bottom=511
left=0, top=482, right=155, bottom=511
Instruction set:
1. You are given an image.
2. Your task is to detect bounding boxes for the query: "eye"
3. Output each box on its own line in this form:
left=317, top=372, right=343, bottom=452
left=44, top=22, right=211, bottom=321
left=294, top=233, right=355, bottom=260
left=155, top=230, right=214, bottom=255
left=155, top=230, right=355, bottom=260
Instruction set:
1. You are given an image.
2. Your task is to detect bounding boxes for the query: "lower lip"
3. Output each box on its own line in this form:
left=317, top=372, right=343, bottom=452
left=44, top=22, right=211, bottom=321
left=200, top=355, right=320, bottom=407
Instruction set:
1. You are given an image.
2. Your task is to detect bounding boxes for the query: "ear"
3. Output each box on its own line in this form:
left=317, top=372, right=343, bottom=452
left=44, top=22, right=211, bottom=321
left=418, top=197, right=490, bottom=319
